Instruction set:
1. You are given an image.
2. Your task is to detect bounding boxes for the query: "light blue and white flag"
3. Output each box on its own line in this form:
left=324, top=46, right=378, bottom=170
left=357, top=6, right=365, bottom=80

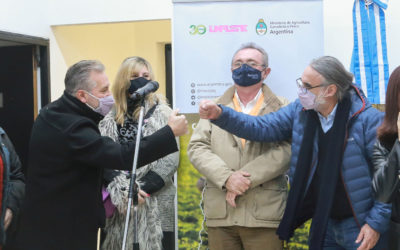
left=351, top=0, right=389, bottom=104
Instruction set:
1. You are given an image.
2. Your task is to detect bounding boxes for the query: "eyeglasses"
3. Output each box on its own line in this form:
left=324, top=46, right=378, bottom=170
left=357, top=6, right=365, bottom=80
left=296, top=78, right=325, bottom=93
left=232, top=61, right=266, bottom=70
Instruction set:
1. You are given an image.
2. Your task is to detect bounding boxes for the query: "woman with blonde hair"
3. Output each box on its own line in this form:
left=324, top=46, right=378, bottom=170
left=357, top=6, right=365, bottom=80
left=99, top=56, right=179, bottom=250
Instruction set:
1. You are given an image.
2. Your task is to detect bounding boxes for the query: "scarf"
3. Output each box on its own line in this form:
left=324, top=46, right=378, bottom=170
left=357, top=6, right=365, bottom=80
left=277, top=93, right=352, bottom=249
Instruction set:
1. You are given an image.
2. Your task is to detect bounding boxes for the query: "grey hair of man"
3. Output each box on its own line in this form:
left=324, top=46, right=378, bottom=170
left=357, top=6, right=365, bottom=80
left=232, top=42, right=269, bottom=67
left=310, top=56, right=353, bottom=101
left=64, top=60, right=105, bottom=95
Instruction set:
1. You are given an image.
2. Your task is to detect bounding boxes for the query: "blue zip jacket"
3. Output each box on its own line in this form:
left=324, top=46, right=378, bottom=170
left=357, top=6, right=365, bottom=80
left=212, top=86, right=391, bottom=233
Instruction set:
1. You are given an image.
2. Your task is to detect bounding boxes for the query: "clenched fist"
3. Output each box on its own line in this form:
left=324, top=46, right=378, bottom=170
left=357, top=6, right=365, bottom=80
left=168, top=109, right=188, bottom=136
left=199, top=100, right=222, bottom=120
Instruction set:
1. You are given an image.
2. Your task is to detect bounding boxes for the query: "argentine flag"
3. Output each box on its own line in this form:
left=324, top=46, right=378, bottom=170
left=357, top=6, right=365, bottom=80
left=351, top=0, right=389, bottom=104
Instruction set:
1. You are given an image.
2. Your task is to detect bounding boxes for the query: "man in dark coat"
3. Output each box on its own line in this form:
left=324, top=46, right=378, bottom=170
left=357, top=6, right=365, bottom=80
left=17, top=60, right=187, bottom=250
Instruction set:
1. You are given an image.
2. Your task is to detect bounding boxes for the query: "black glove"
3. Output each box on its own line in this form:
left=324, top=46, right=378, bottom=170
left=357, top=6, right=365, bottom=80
left=139, top=170, right=165, bottom=195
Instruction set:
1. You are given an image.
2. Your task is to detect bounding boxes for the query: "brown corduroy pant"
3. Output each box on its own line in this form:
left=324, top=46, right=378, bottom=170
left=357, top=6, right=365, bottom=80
left=208, top=226, right=283, bottom=250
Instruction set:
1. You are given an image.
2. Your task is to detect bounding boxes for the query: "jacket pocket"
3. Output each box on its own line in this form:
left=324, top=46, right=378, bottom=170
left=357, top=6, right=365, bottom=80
left=252, top=184, right=287, bottom=221
left=204, top=187, right=227, bottom=219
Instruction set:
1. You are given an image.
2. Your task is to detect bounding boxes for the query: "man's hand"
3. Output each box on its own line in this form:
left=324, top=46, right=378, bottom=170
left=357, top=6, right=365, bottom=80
left=199, top=100, right=222, bottom=120
left=356, top=224, right=380, bottom=250
left=225, top=171, right=251, bottom=195
left=4, top=208, right=13, bottom=230
left=168, top=109, right=188, bottom=136
left=226, top=191, right=238, bottom=208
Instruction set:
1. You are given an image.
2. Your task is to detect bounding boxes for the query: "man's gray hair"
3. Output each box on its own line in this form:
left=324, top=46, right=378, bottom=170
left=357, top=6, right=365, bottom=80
left=310, top=56, right=353, bottom=101
left=64, top=60, right=105, bottom=94
left=232, top=42, right=269, bottom=67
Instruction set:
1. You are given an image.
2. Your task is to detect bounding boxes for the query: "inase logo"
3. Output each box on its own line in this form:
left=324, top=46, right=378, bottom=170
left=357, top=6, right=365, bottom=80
left=209, top=25, right=247, bottom=32
left=256, top=19, right=267, bottom=35
left=189, top=24, right=248, bottom=35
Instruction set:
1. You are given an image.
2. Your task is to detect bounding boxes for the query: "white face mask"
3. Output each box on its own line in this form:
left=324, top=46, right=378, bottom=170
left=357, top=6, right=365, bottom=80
left=298, top=87, right=327, bottom=111
left=85, top=91, right=115, bottom=116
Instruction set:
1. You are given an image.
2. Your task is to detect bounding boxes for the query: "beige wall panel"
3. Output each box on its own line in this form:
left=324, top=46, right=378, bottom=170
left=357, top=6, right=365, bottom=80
left=52, top=20, right=171, bottom=96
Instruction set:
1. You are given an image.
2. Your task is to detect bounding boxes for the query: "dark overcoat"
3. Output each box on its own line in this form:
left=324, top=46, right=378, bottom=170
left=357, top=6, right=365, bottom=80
left=17, top=92, right=178, bottom=250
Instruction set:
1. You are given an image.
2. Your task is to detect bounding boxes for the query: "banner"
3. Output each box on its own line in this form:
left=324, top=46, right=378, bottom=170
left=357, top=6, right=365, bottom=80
left=173, top=0, right=324, bottom=114
left=173, top=1, right=323, bottom=248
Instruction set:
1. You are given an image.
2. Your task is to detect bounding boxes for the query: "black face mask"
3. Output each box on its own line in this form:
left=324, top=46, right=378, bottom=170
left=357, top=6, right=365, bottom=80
left=129, top=77, right=150, bottom=94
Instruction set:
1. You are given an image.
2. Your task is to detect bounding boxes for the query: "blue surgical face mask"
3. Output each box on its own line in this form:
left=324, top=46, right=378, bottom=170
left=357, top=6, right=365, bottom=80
left=232, top=64, right=262, bottom=87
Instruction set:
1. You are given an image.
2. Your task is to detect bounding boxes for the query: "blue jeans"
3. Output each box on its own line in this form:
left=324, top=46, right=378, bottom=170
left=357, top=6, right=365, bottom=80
left=322, top=217, right=387, bottom=250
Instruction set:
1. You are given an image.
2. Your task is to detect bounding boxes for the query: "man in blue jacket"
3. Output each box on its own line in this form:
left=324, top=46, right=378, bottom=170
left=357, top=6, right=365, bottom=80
left=199, top=56, right=390, bottom=250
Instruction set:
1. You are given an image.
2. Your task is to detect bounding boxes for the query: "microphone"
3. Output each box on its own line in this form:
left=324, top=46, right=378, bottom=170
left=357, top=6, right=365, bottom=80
left=129, top=81, right=159, bottom=100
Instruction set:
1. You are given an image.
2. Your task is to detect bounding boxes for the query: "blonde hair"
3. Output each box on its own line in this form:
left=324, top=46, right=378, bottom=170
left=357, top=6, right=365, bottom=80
left=113, top=56, right=161, bottom=125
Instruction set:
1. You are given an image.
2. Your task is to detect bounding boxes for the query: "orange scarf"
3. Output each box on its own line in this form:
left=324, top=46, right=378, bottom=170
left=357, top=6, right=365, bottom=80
left=232, top=92, right=264, bottom=148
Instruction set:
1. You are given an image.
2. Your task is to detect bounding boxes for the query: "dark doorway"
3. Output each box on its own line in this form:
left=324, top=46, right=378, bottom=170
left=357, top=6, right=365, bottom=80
left=0, top=46, right=35, bottom=171
left=165, top=44, right=173, bottom=107
left=0, top=31, right=50, bottom=173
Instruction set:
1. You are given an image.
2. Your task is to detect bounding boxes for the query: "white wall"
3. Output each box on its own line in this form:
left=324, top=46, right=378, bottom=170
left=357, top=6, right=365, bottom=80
left=385, top=0, right=400, bottom=73
left=0, top=0, right=49, bottom=37
left=0, top=0, right=172, bottom=37
left=45, top=0, right=172, bottom=26
left=0, top=0, right=399, bottom=100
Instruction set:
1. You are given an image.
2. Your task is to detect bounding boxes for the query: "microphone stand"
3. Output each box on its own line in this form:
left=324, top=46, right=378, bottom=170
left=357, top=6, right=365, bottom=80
left=122, top=98, right=145, bottom=250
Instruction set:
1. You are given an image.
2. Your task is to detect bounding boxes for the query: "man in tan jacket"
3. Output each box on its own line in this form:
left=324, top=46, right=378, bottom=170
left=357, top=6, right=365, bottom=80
left=188, top=43, right=291, bottom=250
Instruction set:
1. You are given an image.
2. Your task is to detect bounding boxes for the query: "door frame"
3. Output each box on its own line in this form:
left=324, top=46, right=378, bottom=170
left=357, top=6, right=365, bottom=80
left=0, top=30, right=48, bottom=46
left=0, top=30, right=51, bottom=110
left=165, top=43, right=173, bottom=108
